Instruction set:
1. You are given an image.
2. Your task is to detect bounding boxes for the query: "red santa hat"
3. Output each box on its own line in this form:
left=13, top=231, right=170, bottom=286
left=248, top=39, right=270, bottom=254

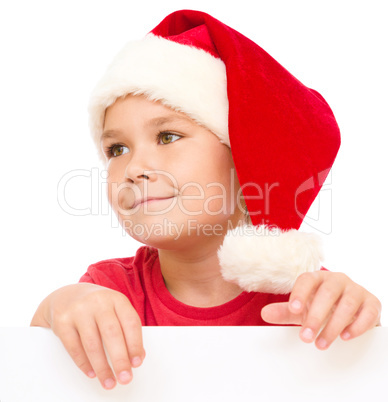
left=88, top=10, right=341, bottom=294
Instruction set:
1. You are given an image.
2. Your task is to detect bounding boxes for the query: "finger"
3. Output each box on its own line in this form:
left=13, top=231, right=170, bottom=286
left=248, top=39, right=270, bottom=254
left=340, top=297, right=382, bottom=341
left=56, top=326, right=96, bottom=379
left=78, top=320, right=117, bottom=390
left=288, top=271, right=324, bottom=315
left=115, top=298, right=145, bottom=367
left=96, top=311, right=133, bottom=385
left=261, top=302, right=303, bottom=325
left=314, top=291, right=362, bottom=350
left=299, top=274, right=345, bottom=343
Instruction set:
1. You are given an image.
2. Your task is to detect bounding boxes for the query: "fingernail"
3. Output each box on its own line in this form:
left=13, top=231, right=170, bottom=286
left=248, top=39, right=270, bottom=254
left=290, top=299, right=302, bottom=311
left=87, top=370, right=96, bottom=378
left=342, top=331, right=351, bottom=340
left=118, top=370, right=132, bottom=384
left=317, top=338, right=328, bottom=350
left=301, top=328, right=314, bottom=342
left=104, top=378, right=116, bottom=390
left=131, top=356, right=142, bottom=367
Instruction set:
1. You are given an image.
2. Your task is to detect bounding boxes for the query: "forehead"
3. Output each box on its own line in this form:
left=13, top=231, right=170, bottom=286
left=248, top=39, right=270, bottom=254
left=103, top=95, right=194, bottom=129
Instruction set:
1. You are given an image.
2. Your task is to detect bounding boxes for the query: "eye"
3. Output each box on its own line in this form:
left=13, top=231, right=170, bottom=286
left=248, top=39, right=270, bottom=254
left=157, top=131, right=182, bottom=145
left=105, top=144, right=129, bottom=158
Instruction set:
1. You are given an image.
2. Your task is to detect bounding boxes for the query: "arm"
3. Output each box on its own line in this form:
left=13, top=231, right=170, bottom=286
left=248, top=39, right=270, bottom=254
left=261, top=271, right=382, bottom=349
left=31, top=283, right=145, bottom=390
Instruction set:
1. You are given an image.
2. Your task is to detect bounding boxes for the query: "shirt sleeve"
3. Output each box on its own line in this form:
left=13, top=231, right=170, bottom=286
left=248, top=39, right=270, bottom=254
left=79, top=271, right=94, bottom=283
left=77, top=256, right=142, bottom=302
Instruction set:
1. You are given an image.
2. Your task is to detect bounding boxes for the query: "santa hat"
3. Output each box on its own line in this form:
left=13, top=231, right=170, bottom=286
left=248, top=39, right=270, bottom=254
left=88, top=10, right=341, bottom=294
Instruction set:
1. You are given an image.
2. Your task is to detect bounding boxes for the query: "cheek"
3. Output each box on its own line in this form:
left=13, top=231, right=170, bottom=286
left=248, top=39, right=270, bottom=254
left=106, top=177, right=139, bottom=216
left=177, top=148, right=238, bottom=215
left=206, top=151, right=242, bottom=214
left=106, top=178, right=116, bottom=207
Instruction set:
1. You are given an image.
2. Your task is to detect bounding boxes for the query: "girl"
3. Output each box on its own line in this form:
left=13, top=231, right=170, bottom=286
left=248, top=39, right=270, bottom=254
left=31, top=10, right=381, bottom=390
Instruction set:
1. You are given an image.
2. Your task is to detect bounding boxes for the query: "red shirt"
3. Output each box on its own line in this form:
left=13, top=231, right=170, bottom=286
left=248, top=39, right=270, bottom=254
left=80, top=246, right=289, bottom=326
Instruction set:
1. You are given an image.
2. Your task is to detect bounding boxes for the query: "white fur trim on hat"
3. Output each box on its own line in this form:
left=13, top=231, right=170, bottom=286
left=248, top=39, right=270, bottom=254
left=88, top=33, right=229, bottom=161
left=218, top=225, right=324, bottom=294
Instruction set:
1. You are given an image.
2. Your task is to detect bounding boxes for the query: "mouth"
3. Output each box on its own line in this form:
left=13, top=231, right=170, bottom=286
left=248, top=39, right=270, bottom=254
left=131, top=196, right=176, bottom=209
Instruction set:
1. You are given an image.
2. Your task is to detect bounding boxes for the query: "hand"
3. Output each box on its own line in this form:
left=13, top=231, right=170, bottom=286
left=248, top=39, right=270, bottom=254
left=261, top=271, right=381, bottom=349
left=31, top=283, right=145, bottom=390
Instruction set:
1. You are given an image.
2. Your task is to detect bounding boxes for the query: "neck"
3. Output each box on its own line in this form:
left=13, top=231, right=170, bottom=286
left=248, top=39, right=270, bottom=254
left=158, top=233, right=243, bottom=307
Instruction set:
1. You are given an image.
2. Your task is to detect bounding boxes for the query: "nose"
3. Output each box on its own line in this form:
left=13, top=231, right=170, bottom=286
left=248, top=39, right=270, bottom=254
left=124, top=152, right=157, bottom=184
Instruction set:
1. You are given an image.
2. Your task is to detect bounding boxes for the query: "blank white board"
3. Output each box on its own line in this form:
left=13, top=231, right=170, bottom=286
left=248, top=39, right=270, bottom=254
left=0, top=326, right=387, bottom=401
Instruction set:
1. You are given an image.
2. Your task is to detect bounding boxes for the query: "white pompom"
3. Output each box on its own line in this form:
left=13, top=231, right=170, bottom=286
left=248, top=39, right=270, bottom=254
left=218, top=225, right=324, bottom=294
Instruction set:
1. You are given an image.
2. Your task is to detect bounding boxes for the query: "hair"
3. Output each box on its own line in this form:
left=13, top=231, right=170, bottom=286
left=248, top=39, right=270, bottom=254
left=226, top=145, right=251, bottom=226
left=243, top=205, right=252, bottom=225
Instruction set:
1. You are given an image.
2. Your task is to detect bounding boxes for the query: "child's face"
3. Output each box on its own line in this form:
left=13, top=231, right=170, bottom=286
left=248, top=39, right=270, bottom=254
left=102, top=95, right=244, bottom=248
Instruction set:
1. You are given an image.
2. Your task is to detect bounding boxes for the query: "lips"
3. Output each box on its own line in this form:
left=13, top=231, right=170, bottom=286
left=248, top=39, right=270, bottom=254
left=131, top=196, right=175, bottom=209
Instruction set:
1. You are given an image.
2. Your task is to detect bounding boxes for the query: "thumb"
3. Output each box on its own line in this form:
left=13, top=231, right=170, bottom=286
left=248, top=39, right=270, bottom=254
left=261, top=302, right=303, bottom=325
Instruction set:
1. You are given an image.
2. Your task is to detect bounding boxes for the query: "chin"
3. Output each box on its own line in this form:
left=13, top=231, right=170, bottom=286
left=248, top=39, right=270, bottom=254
left=131, top=235, right=184, bottom=251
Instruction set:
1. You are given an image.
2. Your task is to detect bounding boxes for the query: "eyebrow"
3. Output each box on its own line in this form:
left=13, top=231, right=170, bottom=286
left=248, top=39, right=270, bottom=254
left=101, top=130, right=119, bottom=141
left=145, top=114, right=192, bottom=128
left=101, top=114, right=192, bottom=141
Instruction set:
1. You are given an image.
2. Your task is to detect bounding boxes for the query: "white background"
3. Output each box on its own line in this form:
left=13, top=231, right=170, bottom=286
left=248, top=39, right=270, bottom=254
left=2, top=327, right=387, bottom=401
left=0, top=0, right=387, bottom=326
